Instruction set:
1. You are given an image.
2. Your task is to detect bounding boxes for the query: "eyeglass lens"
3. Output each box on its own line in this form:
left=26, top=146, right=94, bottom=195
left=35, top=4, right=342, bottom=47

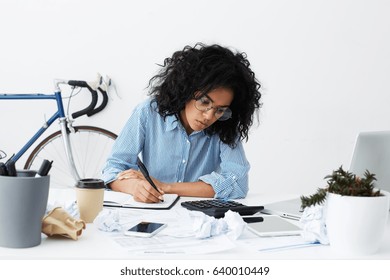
left=195, top=97, right=232, bottom=121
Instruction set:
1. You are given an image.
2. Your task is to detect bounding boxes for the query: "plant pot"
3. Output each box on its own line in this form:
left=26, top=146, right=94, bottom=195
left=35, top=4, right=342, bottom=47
left=325, top=191, right=389, bottom=255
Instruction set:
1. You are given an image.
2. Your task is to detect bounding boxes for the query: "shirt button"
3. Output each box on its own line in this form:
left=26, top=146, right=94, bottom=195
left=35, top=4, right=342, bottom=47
left=186, top=140, right=190, bottom=144
left=182, top=159, right=186, bottom=163
left=178, top=180, right=182, bottom=183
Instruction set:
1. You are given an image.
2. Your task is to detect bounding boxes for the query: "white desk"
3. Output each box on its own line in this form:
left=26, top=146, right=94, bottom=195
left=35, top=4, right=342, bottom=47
left=1, top=189, right=390, bottom=260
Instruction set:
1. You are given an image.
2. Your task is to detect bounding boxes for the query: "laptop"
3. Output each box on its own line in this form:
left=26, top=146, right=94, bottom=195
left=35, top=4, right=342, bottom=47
left=348, top=131, right=390, bottom=193
left=260, top=198, right=303, bottom=221
left=261, top=130, right=390, bottom=219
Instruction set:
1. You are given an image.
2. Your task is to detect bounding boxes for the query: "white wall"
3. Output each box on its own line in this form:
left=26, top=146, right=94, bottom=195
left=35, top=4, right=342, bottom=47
left=1, top=0, right=390, bottom=196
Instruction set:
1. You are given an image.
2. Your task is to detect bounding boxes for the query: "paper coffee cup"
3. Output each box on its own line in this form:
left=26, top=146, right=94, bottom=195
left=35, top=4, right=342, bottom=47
left=76, top=178, right=104, bottom=223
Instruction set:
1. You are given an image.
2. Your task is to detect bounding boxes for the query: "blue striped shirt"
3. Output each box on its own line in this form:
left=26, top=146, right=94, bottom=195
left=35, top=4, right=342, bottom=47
left=102, top=98, right=250, bottom=199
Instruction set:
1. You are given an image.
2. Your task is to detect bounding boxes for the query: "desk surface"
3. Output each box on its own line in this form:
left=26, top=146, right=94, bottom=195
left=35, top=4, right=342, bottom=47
left=1, top=189, right=390, bottom=260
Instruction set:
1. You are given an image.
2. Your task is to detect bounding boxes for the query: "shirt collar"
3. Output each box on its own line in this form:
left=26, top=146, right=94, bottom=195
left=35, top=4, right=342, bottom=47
left=164, top=114, right=209, bottom=137
left=165, top=114, right=179, bottom=131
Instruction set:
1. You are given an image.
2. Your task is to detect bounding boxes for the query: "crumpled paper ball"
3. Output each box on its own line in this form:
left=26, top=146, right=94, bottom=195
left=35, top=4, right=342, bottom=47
left=190, top=210, right=246, bottom=239
left=299, top=204, right=329, bottom=244
left=93, top=208, right=122, bottom=232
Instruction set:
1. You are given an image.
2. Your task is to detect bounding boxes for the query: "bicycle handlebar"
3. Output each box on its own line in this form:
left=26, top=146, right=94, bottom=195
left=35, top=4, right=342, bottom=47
left=68, top=80, right=98, bottom=119
left=64, top=79, right=108, bottom=119
left=87, top=87, right=108, bottom=117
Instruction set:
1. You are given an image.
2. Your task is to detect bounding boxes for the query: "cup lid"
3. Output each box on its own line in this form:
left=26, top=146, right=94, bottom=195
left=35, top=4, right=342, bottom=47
left=76, top=178, right=105, bottom=189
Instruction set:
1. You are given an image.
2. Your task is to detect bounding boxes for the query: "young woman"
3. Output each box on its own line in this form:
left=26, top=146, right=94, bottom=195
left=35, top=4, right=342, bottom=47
left=102, top=43, right=262, bottom=203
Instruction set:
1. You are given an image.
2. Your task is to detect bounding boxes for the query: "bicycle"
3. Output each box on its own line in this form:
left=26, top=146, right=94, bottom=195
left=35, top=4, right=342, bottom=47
left=0, top=75, right=118, bottom=188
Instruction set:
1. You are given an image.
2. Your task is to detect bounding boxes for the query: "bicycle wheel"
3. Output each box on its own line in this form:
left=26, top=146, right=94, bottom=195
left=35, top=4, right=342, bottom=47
left=24, top=126, right=117, bottom=188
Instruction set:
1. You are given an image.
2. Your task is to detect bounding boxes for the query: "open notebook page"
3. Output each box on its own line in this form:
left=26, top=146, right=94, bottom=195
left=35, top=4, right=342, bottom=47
left=103, top=191, right=179, bottom=209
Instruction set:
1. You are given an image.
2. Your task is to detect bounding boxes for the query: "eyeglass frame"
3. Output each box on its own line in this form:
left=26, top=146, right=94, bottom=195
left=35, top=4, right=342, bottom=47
left=193, top=95, right=232, bottom=121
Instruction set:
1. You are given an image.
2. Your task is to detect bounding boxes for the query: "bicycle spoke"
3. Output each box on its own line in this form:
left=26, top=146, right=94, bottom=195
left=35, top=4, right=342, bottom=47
left=25, top=126, right=116, bottom=189
left=90, top=134, right=112, bottom=177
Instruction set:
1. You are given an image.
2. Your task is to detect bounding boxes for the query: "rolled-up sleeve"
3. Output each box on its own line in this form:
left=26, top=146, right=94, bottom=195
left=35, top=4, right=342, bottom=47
left=198, top=140, right=250, bottom=199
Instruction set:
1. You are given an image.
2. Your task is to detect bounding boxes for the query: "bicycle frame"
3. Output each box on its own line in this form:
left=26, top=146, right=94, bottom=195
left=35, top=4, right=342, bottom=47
left=0, top=89, right=81, bottom=181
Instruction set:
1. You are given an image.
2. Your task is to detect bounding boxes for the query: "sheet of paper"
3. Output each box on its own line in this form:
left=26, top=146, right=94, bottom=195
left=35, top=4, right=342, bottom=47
left=113, top=234, right=236, bottom=255
left=236, top=230, right=321, bottom=252
left=117, top=208, right=195, bottom=237
left=104, top=208, right=236, bottom=255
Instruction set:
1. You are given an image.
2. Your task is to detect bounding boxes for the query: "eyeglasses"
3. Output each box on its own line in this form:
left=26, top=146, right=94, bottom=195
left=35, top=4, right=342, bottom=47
left=194, top=96, right=232, bottom=121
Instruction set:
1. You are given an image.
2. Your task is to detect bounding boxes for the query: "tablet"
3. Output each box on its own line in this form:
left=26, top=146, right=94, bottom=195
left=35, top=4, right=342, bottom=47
left=247, top=215, right=302, bottom=237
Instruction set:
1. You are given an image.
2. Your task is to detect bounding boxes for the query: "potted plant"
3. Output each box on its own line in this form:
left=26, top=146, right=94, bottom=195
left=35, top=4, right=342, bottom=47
left=301, top=166, right=389, bottom=255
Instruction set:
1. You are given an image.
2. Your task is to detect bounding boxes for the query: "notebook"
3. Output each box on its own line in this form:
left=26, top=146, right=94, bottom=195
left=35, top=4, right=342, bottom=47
left=261, top=130, right=390, bottom=219
left=103, top=191, right=180, bottom=210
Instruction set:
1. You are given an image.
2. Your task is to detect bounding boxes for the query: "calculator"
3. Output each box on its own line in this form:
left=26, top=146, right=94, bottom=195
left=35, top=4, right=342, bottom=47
left=181, top=199, right=264, bottom=218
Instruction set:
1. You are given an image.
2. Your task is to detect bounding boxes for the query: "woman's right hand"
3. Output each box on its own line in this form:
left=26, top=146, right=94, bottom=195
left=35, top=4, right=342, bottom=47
left=109, top=170, right=164, bottom=203
left=129, top=178, right=165, bottom=203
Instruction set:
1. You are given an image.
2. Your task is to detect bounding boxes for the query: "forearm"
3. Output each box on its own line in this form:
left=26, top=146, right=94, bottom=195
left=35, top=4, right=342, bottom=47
left=110, top=169, right=215, bottom=198
left=109, top=179, right=136, bottom=194
left=161, top=181, right=215, bottom=198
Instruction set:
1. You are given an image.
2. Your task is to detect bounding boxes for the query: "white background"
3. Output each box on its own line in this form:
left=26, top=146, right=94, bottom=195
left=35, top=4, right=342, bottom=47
left=1, top=0, right=390, bottom=196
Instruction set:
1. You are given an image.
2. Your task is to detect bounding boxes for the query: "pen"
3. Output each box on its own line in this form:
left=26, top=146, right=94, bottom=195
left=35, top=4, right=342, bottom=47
left=35, top=159, right=53, bottom=177
left=243, top=216, right=264, bottom=223
left=0, top=162, right=8, bottom=176
left=136, top=157, right=164, bottom=202
left=5, top=160, right=17, bottom=176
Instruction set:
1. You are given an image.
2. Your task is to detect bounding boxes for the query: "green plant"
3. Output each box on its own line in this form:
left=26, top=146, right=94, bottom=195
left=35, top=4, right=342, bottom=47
left=300, top=166, right=381, bottom=209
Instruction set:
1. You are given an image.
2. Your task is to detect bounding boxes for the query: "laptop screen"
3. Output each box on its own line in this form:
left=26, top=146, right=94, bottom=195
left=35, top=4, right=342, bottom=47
left=349, top=131, right=390, bottom=193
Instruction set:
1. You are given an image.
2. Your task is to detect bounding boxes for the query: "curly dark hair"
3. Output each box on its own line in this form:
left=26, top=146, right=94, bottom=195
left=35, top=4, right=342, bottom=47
left=148, top=43, right=262, bottom=148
